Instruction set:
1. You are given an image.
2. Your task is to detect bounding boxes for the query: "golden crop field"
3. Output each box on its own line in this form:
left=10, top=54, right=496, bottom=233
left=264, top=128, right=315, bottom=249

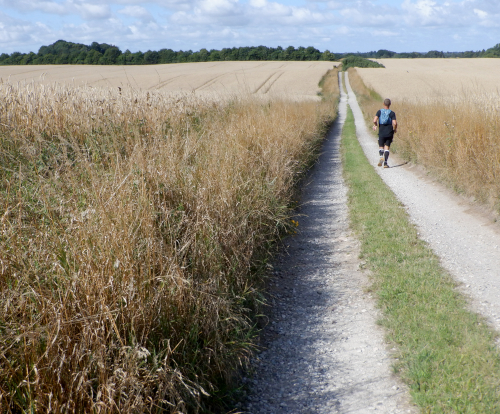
left=0, top=61, right=335, bottom=101
left=351, top=59, right=500, bottom=211
left=0, top=64, right=339, bottom=413
left=356, top=58, right=500, bottom=103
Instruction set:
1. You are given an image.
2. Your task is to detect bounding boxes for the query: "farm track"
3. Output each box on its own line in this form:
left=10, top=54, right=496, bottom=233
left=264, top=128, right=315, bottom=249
left=344, top=72, right=500, bottom=333
left=244, top=73, right=416, bottom=414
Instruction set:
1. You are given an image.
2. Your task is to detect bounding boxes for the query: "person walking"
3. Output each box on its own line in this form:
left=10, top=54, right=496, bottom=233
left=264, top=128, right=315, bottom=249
left=373, top=98, right=397, bottom=168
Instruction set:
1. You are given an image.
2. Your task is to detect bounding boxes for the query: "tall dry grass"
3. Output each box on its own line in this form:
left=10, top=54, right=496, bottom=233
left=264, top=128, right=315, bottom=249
left=349, top=68, right=500, bottom=211
left=0, top=72, right=338, bottom=413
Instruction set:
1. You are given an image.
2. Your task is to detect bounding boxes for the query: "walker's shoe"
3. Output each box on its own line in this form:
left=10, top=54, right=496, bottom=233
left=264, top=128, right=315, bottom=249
left=383, top=162, right=390, bottom=168
left=378, top=157, right=384, bottom=167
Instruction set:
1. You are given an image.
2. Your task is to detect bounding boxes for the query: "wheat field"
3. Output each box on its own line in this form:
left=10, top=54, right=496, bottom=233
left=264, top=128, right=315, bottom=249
left=0, top=61, right=335, bottom=101
left=352, top=60, right=500, bottom=211
left=0, top=64, right=338, bottom=412
left=356, top=58, right=500, bottom=103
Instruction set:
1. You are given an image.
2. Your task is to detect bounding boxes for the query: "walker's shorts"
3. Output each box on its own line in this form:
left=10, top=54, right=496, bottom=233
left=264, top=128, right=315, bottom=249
left=378, top=137, right=393, bottom=147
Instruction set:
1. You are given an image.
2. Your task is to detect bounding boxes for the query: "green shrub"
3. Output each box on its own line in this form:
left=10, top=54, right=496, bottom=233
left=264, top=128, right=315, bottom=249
left=341, top=55, right=384, bottom=71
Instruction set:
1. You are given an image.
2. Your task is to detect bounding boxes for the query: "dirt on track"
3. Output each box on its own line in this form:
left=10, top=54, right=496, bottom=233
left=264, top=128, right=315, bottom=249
left=0, top=61, right=335, bottom=101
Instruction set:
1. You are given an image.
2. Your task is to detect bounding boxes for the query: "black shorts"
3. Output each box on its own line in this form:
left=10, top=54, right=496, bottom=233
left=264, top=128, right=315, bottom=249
left=378, top=137, right=393, bottom=148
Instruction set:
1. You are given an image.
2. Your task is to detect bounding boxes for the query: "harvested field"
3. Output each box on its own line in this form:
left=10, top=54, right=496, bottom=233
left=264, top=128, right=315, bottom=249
left=356, top=58, right=500, bottom=103
left=0, top=61, right=335, bottom=101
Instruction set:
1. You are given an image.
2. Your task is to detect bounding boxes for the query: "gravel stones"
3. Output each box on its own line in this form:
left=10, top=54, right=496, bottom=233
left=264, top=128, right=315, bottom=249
left=243, top=73, right=416, bottom=414
left=345, top=72, right=500, bottom=333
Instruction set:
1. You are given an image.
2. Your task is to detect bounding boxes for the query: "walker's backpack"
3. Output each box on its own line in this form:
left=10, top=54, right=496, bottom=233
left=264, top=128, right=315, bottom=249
left=379, top=109, right=392, bottom=125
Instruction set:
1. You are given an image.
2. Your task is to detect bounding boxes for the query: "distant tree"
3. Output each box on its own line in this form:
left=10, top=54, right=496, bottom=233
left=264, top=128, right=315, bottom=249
left=117, top=49, right=134, bottom=65
left=85, top=50, right=102, bottom=65
left=158, top=49, right=176, bottom=63
left=197, top=48, right=209, bottom=62
left=341, top=55, right=384, bottom=71
left=144, top=50, right=159, bottom=64
left=395, top=52, right=422, bottom=58
left=90, top=42, right=105, bottom=54
left=208, top=49, right=220, bottom=61
left=375, top=49, right=395, bottom=58
left=219, top=48, right=231, bottom=61
left=321, top=50, right=336, bottom=61
left=425, top=50, right=445, bottom=58
left=20, top=52, right=36, bottom=65
left=5, top=39, right=500, bottom=66
left=75, top=50, right=88, bottom=64
left=131, top=52, right=145, bottom=64
left=484, top=44, right=500, bottom=57
left=101, top=47, right=121, bottom=64
left=305, top=46, right=321, bottom=60
left=247, top=48, right=260, bottom=60
left=42, top=53, right=56, bottom=64
left=56, top=54, right=70, bottom=64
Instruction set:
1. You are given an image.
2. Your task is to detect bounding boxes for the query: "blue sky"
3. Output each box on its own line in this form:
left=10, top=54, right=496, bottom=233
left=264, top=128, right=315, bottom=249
left=0, top=0, right=496, bottom=54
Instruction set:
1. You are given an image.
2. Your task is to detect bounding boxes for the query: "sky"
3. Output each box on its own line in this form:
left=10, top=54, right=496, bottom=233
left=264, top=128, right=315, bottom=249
left=0, top=0, right=497, bottom=54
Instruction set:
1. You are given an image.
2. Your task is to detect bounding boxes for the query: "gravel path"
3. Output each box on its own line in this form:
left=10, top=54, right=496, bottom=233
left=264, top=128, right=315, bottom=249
left=243, top=73, right=416, bottom=413
left=345, top=72, right=500, bottom=332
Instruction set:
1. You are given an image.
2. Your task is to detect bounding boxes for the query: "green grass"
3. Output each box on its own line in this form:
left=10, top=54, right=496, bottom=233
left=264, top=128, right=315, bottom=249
left=341, top=104, right=500, bottom=413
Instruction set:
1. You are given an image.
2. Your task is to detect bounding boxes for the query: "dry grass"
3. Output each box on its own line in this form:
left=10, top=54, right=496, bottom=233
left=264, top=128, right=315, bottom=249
left=350, top=65, right=500, bottom=212
left=0, top=69, right=338, bottom=413
left=0, top=61, right=336, bottom=101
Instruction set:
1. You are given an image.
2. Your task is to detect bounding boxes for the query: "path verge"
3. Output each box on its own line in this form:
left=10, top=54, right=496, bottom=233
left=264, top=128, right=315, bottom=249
left=347, top=69, right=500, bottom=331
left=343, top=73, right=500, bottom=413
left=244, top=72, right=415, bottom=414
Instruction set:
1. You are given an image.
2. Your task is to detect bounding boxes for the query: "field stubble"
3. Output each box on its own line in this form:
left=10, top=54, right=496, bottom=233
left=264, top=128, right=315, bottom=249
left=350, top=65, right=500, bottom=212
left=0, top=68, right=338, bottom=412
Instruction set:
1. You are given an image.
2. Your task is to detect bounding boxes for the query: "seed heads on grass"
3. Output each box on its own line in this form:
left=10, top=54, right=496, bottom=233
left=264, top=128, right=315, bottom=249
left=0, top=71, right=339, bottom=412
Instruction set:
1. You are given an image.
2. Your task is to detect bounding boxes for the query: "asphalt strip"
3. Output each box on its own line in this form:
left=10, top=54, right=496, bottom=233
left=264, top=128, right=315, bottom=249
left=243, top=74, right=417, bottom=413
left=344, top=72, right=500, bottom=334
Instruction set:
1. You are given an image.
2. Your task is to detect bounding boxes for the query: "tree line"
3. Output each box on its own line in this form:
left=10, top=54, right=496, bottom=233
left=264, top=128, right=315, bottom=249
left=1, top=40, right=500, bottom=66
left=0, top=40, right=336, bottom=65
left=358, top=48, right=498, bottom=59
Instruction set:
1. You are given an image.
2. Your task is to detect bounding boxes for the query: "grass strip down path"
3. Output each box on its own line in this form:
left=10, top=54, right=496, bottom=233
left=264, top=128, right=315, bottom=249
left=341, top=104, right=500, bottom=413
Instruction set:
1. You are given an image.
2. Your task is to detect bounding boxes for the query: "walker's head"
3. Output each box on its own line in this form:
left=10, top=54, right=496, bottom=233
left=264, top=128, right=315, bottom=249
left=383, top=98, right=391, bottom=107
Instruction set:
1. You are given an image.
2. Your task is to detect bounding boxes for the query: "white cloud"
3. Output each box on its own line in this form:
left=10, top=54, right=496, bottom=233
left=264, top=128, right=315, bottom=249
left=247, top=0, right=330, bottom=25
left=336, top=26, right=350, bottom=35
left=197, top=0, right=241, bottom=16
left=473, top=8, right=487, bottom=18
left=118, top=5, right=155, bottom=22
left=1, top=0, right=500, bottom=54
left=371, top=29, right=399, bottom=37
left=0, top=12, right=55, bottom=51
left=74, top=3, right=112, bottom=19
left=401, top=0, right=445, bottom=26
left=0, top=0, right=112, bottom=20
